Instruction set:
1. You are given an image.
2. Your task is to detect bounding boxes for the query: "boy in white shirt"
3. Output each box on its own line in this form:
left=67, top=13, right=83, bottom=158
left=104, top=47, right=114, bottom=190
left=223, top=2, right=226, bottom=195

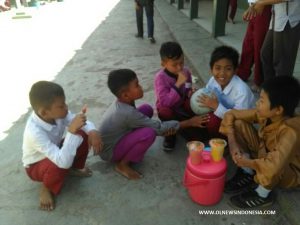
left=22, top=81, right=102, bottom=211
left=199, top=46, right=256, bottom=138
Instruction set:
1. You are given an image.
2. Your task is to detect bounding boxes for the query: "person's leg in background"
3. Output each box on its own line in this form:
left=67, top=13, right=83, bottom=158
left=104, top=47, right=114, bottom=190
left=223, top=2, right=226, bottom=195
left=273, top=22, right=300, bottom=77
left=135, top=2, right=144, bottom=38
left=237, top=19, right=255, bottom=82
left=227, top=0, right=237, bottom=24
left=252, top=6, right=271, bottom=87
left=145, top=0, right=155, bottom=43
left=261, top=29, right=275, bottom=81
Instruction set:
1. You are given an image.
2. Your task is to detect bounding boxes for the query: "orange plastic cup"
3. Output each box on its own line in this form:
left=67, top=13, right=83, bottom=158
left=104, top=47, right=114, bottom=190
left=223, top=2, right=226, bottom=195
left=209, top=138, right=227, bottom=162
left=187, top=141, right=205, bottom=165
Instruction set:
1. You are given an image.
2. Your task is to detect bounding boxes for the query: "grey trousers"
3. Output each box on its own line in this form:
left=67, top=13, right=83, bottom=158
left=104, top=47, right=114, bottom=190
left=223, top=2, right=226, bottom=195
left=261, top=22, right=300, bottom=81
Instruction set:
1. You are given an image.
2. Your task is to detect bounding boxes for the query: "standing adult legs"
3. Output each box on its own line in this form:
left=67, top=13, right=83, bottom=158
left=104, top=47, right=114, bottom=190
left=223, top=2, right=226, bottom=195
left=262, top=22, right=300, bottom=80
left=261, top=30, right=275, bottom=81
left=273, top=23, right=300, bottom=77
left=237, top=19, right=255, bottom=81
left=145, top=2, right=154, bottom=38
left=135, top=4, right=144, bottom=37
left=227, top=0, right=237, bottom=23
left=252, top=6, right=271, bottom=85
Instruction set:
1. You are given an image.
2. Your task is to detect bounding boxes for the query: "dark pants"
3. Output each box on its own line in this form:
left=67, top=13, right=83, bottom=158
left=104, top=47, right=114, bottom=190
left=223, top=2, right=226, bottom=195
left=261, top=22, right=300, bottom=81
left=136, top=1, right=154, bottom=38
left=237, top=6, right=271, bottom=86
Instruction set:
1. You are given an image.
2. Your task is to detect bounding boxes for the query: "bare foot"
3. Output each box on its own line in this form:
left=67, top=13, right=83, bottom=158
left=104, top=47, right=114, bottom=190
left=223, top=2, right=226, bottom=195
left=39, top=184, right=54, bottom=211
left=69, top=167, right=93, bottom=177
left=115, top=163, right=142, bottom=180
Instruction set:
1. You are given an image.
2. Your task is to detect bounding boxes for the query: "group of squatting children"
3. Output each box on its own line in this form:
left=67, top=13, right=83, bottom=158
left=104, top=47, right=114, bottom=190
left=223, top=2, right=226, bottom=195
left=22, top=42, right=300, bottom=211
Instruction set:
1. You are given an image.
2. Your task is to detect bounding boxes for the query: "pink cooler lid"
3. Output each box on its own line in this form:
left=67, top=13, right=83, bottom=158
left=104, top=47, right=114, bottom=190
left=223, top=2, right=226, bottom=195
left=186, top=151, right=227, bottom=179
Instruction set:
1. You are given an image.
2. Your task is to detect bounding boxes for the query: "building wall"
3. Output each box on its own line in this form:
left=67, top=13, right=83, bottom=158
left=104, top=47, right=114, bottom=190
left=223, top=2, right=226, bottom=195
left=238, top=0, right=248, bottom=9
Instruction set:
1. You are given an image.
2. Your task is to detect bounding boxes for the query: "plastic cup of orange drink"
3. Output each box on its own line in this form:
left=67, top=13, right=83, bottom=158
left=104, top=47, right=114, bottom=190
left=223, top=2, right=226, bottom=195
left=209, top=138, right=227, bottom=162
left=186, top=141, right=205, bottom=165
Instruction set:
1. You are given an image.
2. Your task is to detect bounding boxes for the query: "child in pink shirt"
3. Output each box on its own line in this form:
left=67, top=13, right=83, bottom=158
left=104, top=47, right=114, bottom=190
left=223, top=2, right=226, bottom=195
left=154, top=42, right=209, bottom=151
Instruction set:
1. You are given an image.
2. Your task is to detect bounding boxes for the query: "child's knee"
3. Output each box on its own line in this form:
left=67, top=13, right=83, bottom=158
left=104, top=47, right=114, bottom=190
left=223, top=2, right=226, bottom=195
left=138, top=103, right=154, bottom=118
left=157, top=107, right=175, bottom=120
left=140, top=127, right=156, bottom=142
left=233, top=119, right=246, bottom=130
left=76, top=130, right=89, bottom=148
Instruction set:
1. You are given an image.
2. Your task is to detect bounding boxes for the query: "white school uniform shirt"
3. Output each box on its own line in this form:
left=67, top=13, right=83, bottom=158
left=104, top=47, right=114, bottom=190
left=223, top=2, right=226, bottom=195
left=22, top=111, right=96, bottom=169
left=248, top=0, right=256, bottom=4
left=206, top=75, right=256, bottom=119
left=271, top=1, right=300, bottom=31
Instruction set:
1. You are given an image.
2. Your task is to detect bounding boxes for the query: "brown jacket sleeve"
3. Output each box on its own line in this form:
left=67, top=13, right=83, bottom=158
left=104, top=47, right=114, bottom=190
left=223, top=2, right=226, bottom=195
left=252, top=126, right=298, bottom=189
left=219, top=109, right=258, bottom=135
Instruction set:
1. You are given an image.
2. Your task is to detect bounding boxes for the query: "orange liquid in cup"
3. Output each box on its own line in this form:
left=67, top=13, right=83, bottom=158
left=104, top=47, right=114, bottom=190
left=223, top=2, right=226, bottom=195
left=187, top=141, right=205, bottom=165
left=209, top=139, right=227, bottom=162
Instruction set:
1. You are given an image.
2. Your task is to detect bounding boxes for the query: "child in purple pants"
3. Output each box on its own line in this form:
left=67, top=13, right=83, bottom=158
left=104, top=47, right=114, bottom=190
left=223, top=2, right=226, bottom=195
left=99, top=69, right=208, bottom=180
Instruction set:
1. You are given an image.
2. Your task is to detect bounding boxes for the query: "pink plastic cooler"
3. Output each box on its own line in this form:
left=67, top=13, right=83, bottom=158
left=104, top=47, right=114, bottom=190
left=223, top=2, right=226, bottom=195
left=183, top=151, right=227, bottom=206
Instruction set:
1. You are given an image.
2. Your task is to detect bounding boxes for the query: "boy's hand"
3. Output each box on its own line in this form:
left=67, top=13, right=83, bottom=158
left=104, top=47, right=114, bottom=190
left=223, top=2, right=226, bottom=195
left=162, top=127, right=177, bottom=136
left=88, top=130, right=103, bottom=155
left=81, top=104, right=87, bottom=114
left=198, top=93, right=218, bottom=110
left=243, top=5, right=257, bottom=21
left=189, top=114, right=210, bottom=128
left=227, top=133, right=242, bottom=160
left=234, top=153, right=252, bottom=168
left=68, top=105, right=88, bottom=134
left=175, top=71, right=187, bottom=88
left=187, top=87, right=197, bottom=98
left=253, top=2, right=265, bottom=15
left=68, top=113, right=87, bottom=134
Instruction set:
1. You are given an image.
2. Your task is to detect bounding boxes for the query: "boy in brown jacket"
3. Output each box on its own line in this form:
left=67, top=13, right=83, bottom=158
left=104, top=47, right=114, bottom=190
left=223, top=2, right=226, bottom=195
left=220, top=76, right=300, bottom=209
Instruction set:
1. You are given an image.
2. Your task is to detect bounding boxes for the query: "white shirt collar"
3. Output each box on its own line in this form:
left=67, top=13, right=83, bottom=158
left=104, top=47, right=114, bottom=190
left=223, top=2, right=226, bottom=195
left=32, top=111, right=56, bottom=132
left=213, top=75, right=237, bottom=95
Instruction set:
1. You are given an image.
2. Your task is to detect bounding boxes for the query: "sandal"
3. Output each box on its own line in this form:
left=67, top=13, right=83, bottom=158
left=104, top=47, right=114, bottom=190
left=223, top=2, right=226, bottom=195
left=229, top=189, right=275, bottom=209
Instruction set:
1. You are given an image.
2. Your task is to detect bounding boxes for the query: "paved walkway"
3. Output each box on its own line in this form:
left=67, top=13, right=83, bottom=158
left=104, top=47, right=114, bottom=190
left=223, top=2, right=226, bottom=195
left=0, top=0, right=298, bottom=224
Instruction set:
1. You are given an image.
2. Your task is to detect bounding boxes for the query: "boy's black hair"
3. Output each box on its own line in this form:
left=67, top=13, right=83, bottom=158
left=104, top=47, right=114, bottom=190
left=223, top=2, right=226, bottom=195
left=159, top=41, right=183, bottom=60
left=209, top=45, right=239, bottom=69
left=29, top=81, right=65, bottom=112
left=108, top=69, right=137, bottom=97
left=262, top=76, right=300, bottom=117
